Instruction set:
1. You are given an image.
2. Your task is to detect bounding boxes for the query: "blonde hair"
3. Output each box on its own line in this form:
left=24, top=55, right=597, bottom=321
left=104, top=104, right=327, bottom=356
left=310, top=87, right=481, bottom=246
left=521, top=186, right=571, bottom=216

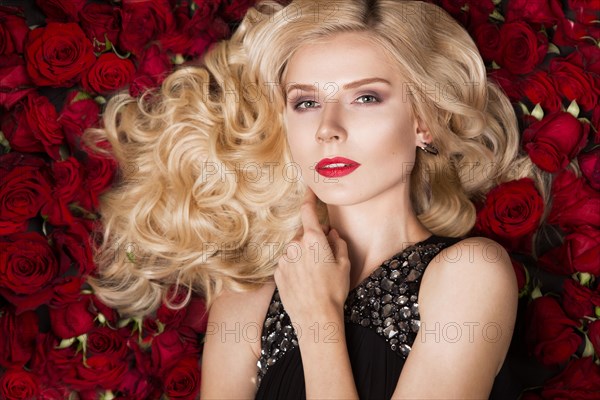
left=83, top=0, right=551, bottom=316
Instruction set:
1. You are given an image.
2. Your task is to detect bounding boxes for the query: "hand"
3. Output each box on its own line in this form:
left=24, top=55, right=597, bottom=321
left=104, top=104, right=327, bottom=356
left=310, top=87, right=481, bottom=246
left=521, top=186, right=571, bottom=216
left=274, top=187, right=351, bottom=326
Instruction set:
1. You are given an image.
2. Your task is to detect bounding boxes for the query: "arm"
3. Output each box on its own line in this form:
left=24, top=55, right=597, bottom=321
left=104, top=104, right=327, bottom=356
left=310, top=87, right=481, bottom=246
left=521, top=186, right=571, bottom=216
left=274, top=189, right=359, bottom=399
left=392, top=237, right=518, bottom=399
left=200, top=283, right=275, bottom=399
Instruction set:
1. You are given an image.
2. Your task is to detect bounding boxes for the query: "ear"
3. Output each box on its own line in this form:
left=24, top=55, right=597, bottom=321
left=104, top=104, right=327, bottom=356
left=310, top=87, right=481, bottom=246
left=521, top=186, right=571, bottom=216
left=413, top=116, right=432, bottom=146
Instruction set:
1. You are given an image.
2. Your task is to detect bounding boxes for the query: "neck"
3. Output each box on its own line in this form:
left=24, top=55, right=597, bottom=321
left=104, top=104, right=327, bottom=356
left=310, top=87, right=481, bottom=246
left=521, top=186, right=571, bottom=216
left=326, top=185, right=432, bottom=290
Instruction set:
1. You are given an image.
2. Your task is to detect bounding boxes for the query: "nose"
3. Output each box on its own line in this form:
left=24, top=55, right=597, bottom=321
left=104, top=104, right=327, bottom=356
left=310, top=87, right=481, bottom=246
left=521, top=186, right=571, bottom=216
left=315, top=103, right=347, bottom=143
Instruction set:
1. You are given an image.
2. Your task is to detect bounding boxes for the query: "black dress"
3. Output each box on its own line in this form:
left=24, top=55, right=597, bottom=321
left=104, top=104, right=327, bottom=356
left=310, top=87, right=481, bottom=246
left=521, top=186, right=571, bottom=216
left=254, top=234, right=517, bottom=400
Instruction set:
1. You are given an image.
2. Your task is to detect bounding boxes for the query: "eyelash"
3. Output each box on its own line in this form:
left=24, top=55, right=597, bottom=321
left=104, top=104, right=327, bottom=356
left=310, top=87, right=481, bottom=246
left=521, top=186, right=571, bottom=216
left=292, top=94, right=381, bottom=111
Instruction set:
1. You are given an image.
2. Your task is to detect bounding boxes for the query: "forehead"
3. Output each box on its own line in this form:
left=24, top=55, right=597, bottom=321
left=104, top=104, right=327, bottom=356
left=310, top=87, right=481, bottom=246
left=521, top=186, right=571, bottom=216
left=282, top=32, right=402, bottom=86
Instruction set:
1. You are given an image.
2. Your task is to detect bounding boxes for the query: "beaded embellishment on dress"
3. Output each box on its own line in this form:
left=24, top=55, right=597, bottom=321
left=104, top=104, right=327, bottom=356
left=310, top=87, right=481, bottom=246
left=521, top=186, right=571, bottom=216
left=256, top=235, right=461, bottom=387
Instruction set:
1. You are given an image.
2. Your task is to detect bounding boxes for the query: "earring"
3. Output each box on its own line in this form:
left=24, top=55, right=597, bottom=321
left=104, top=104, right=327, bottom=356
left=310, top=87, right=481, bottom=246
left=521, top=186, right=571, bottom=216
left=418, top=142, right=439, bottom=155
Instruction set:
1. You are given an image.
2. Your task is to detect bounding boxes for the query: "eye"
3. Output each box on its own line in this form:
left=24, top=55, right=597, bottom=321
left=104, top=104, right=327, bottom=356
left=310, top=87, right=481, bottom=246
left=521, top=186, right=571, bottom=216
left=355, top=94, right=380, bottom=104
left=293, top=100, right=319, bottom=110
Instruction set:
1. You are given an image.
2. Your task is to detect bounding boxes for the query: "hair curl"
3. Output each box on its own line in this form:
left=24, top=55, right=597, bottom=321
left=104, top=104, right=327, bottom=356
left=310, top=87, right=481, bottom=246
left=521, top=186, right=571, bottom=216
left=83, top=0, right=552, bottom=317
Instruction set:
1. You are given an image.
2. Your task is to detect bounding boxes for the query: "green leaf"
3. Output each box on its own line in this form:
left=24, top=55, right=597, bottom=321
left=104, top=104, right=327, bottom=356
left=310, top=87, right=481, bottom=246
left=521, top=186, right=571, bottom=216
left=531, top=104, right=544, bottom=121
left=530, top=286, right=543, bottom=300
left=0, top=130, right=11, bottom=153
left=547, top=43, right=560, bottom=55
left=578, top=272, right=593, bottom=286
left=118, top=317, right=133, bottom=329
left=595, top=306, right=600, bottom=319
left=95, top=96, right=107, bottom=105
left=97, top=313, right=107, bottom=325
left=566, top=100, right=580, bottom=118
left=518, top=102, right=531, bottom=116
left=489, top=9, right=505, bottom=22
left=491, top=60, right=501, bottom=70
left=112, top=46, right=131, bottom=60
left=100, top=391, right=115, bottom=400
left=582, top=333, right=595, bottom=357
left=57, top=337, right=76, bottom=349
left=172, top=54, right=185, bottom=65
left=72, top=91, right=92, bottom=103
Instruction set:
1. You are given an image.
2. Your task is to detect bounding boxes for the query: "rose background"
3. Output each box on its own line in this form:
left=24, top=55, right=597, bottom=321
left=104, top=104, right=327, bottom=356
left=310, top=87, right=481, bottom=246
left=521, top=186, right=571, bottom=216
left=0, top=0, right=598, bottom=399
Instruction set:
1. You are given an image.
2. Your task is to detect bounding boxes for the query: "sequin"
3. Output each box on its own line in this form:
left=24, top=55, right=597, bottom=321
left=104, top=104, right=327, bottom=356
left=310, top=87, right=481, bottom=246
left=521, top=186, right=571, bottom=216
left=256, top=236, right=459, bottom=387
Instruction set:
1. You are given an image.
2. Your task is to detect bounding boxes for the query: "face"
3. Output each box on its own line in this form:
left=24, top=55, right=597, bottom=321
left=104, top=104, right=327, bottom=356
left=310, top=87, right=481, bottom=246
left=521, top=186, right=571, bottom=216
left=282, top=32, right=429, bottom=206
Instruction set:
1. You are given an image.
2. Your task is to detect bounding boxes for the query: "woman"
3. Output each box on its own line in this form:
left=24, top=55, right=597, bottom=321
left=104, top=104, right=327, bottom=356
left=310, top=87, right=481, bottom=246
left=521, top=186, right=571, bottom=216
left=85, top=0, right=550, bottom=398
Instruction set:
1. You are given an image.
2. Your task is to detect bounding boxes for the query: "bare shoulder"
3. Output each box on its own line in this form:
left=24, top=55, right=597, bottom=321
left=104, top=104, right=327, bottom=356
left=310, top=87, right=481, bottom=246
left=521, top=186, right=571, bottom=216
left=419, top=235, right=517, bottom=370
left=201, top=281, right=275, bottom=399
left=391, top=237, right=518, bottom=398
left=209, top=281, right=276, bottom=325
left=426, top=236, right=515, bottom=289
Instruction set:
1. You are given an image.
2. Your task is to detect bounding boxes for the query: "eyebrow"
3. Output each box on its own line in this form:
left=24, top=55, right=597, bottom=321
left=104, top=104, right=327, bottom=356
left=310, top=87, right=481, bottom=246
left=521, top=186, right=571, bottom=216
left=285, top=77, right=391, bottom=95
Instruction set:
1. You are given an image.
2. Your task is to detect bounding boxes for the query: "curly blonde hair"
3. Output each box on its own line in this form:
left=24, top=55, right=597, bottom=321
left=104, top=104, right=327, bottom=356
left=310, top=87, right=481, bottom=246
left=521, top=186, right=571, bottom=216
left=83, top=0, right=550, bottom=316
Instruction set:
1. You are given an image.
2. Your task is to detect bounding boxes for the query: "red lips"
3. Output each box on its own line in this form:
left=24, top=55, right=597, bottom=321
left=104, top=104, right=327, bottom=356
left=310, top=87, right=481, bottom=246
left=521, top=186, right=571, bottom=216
left=315, top=157, right=361, bottom=178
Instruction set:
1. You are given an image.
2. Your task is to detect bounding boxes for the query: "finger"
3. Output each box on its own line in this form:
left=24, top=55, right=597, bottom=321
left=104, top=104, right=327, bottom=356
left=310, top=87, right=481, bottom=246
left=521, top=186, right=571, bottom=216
left=320, top=223, right=330, bottom=235
left=300, top=188, right=323, bottom=236
left=328, top=228, right=349, bottom=261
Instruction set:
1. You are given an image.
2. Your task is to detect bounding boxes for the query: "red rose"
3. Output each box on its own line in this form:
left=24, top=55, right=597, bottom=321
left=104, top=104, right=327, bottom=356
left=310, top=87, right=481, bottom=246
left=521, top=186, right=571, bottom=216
left=49, top=220, right=95, bottom=275
left=160, top=3, right=230, bottom=58
left=118, top=0, right=175, bottom=55
left=547, top=170, right=600, bottom=230
left=570, top=0, right=600, bottom=26
left=522, top=112, right=589, bottom=173
left=519, top=70, right=562, bottom=114
left=118, top=369, right=157, bottom=399
left=549, top=58, right=598, bottom=111
left=222, top=0, right=257, bottom=21
left=488, top=69, right=521, bottom=102
left=497, top=21, right=548, bottom=75
left=0, top=368, right=41, bottom=400
left=151, top=330, right=198, bottom=375
left=51, top=156, right=83, bottom=205
left=78, top=3, right=120, bottom=53
left=0, top=154, right=52, bottom=234
left=63, top=354, right=128, bottom=391
left=162, top=356, right=201, bottom=400
left=510, top=258, right=527, bottom=294
left=0, top=232, right=59, bottom=310
left=0, top=8, right=29, bottom=55
left=439, top=0, right=493, bottom=29
left=562, top=279, right=600, bottom=320
left=86, top=326, right=129, bottom=359
left=541, top=357, right=600, bottom=399
left=157, top=287, right=191, bottom=328
left=49, top=276, right=85, bottom=307
left=578, top=149, right=600, bottom=190
left=538, top=225, right=600, bottom=275
left=60, top=91, right=101, bottom=150
left=82, top=53, right=136, bottom=95
left=566, top=43, right=600, bottom=75
left=35, top=0, right=85, bottom=22
left=505, top=0, right=561, bottom=27
left=0, top=307, right=38, bottom=368
left=472, top=22, right=501, bottom=63
left=474, top=178, right=544, bottom=253
left=1, top=93, right=65, bottom=159
left=525, top=296, right=582, bottom=366
left=554, top=14, right=600, bottom=46
left=24, top=22, right=95, bottom=87
left=0, top=55, right=34, bottom=108
left=78, top=152, right=118, bottom=211
left=29, top=332, right=81, bottom=388
left=90, top=295, right=119, bottom=326
left=180, top=296, right=209, bottom=341
left=49, top=296, right=96, bottom=339
left=130, top=44, right=172, bottom=96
